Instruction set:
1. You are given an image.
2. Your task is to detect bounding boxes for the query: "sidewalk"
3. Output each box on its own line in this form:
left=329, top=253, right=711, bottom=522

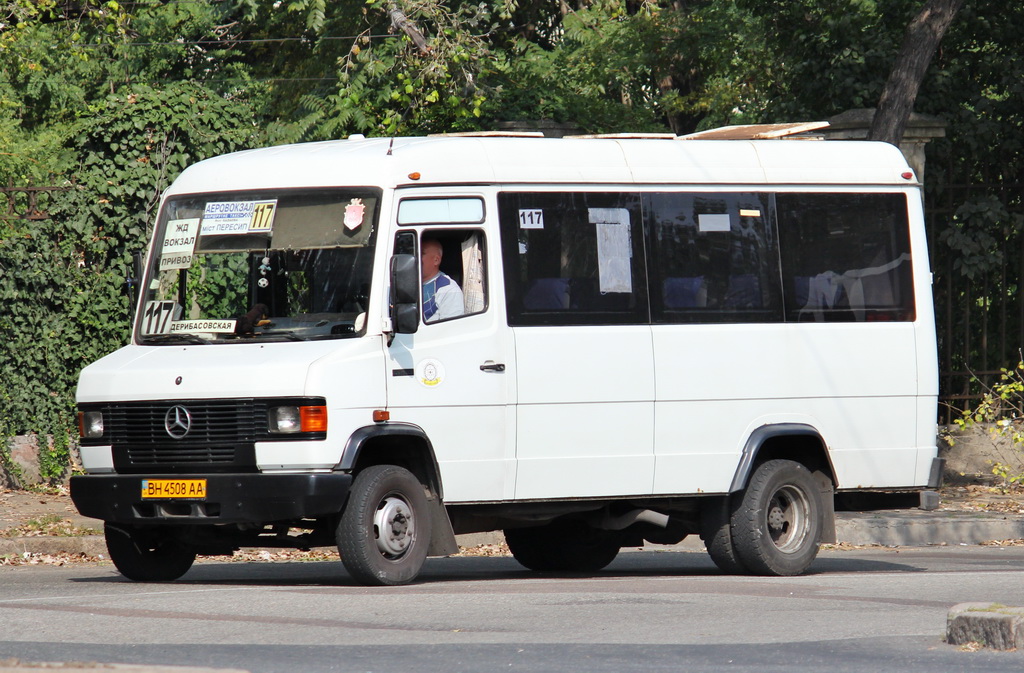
left=3, top=487, right=1024, bottom=559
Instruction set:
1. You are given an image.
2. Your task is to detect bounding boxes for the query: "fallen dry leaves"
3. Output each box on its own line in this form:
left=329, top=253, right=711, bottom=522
left=455, top=543, right=511, bottom=557
left=0, top=552, right=100, bottom=567
left=0, top=517, right=99, bottom=539
left=979, top=538, right=1024, bottom=546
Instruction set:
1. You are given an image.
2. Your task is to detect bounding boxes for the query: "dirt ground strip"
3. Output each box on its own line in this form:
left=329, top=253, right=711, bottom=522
left=0, top=487, right=97, bottom=535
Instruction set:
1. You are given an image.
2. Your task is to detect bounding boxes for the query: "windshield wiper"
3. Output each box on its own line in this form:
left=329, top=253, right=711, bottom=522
left=258, top=331, right=310, bottom=341
left=141, top=333, right=212, bottom=345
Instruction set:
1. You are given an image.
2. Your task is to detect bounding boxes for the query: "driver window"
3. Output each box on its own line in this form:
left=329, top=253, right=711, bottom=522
left=421, top=229, right=487, bottom=324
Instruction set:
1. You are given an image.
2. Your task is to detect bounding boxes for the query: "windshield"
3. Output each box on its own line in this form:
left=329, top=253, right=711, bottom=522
left=137, top=188, right=380, bottom=344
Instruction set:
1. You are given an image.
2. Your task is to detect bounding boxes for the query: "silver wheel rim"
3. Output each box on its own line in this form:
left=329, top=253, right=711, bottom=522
left=373, top=494, right=415, bottom=558
left=765, top=484, right=810, bottom=554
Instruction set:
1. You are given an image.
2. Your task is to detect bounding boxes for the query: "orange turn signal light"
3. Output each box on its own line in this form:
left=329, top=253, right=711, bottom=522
left=300, top=406, right=328, bottom=433
left=373, top=409, right=390, bottom=423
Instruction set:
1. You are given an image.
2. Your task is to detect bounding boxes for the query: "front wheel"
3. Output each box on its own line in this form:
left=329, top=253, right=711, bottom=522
left=104, top=524, right=196, bottom=582
left=729, top=460, right=823, bottom=576
left=336, top=465, right=432, bottom=586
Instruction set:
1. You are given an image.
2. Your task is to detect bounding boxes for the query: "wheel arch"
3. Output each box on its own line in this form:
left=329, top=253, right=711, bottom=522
left=339, top=422, right=444, bottom=499
left=729, top=423, right=837, bottom=544
left=337, top=422, right=458, bottom=556
left=729, top=423, right=837, bottom=494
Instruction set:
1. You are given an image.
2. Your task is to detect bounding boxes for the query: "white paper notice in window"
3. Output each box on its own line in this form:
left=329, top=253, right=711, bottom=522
left=698, top=213, right=731, bottom=233
left=590, top=208, right=632, bottom=294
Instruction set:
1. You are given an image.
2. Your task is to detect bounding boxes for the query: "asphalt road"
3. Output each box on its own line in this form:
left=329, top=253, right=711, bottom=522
left=2, top=547, right=1024, bottom=673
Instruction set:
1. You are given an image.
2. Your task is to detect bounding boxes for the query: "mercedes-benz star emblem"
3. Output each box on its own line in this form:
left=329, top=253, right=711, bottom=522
left=164, top=405, right=192, bottom=439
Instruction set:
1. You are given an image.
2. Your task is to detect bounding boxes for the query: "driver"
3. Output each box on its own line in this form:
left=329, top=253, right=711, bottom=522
left=421, top=238, right=464, bottom=323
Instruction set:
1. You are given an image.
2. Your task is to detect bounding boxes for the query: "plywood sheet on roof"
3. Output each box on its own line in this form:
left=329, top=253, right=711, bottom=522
left=680, top=122, right=830, bottom=140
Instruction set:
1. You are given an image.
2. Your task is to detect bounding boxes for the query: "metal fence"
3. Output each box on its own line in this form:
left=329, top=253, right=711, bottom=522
left=0, top=182, right=68, bottom=221
left=928, top=180, right=1024, bottom=422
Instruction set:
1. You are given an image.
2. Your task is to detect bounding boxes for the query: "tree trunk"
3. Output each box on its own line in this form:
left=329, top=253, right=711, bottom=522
left=868, top=0, right=964, bottom=145
left=388, top=6, right=430, bottom=54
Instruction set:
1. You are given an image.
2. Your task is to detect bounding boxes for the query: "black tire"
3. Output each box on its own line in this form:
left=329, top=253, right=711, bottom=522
left=104, top=524, right=196, bottom=582
left=730, top=459, right=823, bottom=576
left=699, top=495, right=748, bottom=574
left=504, top=520, right=621, bottom=572
left=336, top=465, right=431, bottom=586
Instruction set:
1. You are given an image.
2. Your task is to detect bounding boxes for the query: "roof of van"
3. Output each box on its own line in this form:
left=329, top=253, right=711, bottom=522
left=165, top=135, right=918, bottom=196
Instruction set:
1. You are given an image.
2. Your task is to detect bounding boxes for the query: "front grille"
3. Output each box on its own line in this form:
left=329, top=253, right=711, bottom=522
left=102, top=399, right=266, bottom=473
left=108, top=400, right=261, bottom=445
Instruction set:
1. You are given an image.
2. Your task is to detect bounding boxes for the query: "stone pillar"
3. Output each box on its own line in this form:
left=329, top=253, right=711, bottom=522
left=2, top=435, right=41, bottom=487
left=820, top=108, right=946, bottom=186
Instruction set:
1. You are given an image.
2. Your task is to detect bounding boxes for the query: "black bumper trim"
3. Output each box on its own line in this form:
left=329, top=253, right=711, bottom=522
left=70, top=472, right=352, bottom=525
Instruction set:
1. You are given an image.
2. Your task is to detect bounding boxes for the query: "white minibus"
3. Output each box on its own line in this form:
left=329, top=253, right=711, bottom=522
left=71, top=134, right=940, bottom=585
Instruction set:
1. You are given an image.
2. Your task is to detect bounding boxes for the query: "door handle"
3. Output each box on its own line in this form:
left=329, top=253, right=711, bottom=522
left=480, top=361, right=506, bottom=372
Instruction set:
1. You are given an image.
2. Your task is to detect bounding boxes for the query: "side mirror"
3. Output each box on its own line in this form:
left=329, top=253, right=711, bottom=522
left=390, top=232, right=419, bottom=334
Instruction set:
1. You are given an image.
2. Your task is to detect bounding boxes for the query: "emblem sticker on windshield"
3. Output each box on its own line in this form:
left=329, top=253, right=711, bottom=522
left=344, top=198, right=365, bottom=231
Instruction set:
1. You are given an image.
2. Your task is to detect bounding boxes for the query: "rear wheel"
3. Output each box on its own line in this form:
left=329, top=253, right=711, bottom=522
left=730, top=459, right=823, bottom=576
left=700, top=495, right=748, bottom=574
left=504, top=520, right=621, bottom=572
left=104, top=524, right=196, bottom=582
left=336, top=465, right=431, bottom=586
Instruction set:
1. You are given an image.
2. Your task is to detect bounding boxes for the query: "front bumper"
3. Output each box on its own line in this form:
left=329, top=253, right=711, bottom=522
left=70, top=472, right=352, bottom=525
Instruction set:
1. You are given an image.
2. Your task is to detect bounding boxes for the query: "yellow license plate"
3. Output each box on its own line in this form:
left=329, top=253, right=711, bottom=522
left=141, top=479, right=207, bottom=499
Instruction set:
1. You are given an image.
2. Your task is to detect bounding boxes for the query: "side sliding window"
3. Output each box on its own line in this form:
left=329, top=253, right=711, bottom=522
left=646, top=191, right=783, bottom=324
left=498, top=192, right=648, bottom=326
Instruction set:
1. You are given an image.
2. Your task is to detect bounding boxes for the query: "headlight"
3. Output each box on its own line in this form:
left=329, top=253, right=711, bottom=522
left=268, top=405, right=327, bottom=434
left=79, top=411, right=104, bottom=439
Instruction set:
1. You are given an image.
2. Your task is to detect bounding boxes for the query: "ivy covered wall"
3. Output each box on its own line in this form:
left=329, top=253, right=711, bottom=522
left=0, top=83, right=257, bottom=482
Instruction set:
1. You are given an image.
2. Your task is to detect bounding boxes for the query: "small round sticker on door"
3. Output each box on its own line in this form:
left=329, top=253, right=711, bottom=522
left=416, top=359, right=445, bottom=388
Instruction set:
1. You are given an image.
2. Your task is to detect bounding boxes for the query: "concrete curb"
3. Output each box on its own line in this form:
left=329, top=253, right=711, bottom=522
left=0, top=663, right=248, bottom=673
left=947, top=602, right=1024, bottom=650
left=835, top=510, right=1024, bottom=546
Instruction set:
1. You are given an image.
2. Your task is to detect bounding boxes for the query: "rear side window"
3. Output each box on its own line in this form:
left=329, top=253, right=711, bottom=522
left=777, top=193, right=915, bottom=322
left=498, top=192, right=648, bottom=326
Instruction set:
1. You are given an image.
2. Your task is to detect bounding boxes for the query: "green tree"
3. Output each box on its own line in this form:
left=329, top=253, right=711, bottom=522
left=275, top=1, right=776, bottom=138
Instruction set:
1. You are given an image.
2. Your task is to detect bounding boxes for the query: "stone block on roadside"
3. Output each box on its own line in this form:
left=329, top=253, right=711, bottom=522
left=947, top=602, right=1024, bottom=650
